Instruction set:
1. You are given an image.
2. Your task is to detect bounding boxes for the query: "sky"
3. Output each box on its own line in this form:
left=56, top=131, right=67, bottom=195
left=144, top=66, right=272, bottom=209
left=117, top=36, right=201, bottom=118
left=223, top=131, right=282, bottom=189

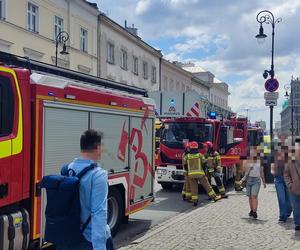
left=91, top=0, right=300, bottom=128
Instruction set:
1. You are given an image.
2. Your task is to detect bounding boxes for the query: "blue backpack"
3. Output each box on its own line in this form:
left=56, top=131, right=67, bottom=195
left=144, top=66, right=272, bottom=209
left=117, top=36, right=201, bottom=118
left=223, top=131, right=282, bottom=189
left=41, top=163, right=95, bottom=247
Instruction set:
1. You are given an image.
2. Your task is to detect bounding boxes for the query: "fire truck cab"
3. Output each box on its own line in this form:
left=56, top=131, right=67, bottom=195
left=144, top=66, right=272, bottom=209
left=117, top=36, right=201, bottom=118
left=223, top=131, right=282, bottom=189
left=156, top=117, right=247, bottom=189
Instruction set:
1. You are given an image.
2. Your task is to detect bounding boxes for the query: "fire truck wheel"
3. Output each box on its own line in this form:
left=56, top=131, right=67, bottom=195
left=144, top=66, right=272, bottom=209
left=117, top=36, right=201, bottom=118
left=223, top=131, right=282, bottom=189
left=108, top=187, right=123, bottom=236
left=160, top=182, right=173, bottom=189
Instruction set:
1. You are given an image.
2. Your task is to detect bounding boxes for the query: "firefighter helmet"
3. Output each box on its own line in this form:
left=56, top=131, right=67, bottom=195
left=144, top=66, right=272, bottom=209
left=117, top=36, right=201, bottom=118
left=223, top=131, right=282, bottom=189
left=188, top=141, right=199, bottom=149
left=204, top=141, right=213, bottom=148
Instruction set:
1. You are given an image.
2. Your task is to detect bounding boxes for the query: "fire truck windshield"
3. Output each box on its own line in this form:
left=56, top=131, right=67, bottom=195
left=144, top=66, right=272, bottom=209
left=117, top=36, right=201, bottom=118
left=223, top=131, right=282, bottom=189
left=161, top=122, right=213, bottom=149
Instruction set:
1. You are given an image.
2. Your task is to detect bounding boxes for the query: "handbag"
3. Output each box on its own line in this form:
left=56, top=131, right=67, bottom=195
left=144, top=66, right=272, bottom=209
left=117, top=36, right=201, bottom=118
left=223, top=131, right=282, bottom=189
left=240, top=166, right=253, bottom=188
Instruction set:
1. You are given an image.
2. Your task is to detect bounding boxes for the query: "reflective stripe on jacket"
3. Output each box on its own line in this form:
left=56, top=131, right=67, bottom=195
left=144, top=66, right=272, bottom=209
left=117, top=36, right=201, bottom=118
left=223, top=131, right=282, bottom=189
left=184, top=153, right=205, bottom=176
left=205, top=152, right=221, bottom=170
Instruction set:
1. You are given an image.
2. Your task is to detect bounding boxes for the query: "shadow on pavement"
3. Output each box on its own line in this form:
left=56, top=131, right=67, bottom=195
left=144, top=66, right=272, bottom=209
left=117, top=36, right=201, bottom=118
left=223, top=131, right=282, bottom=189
left=241, top=217, right=268, bottom=224
left=114, top=218, right=152, bottom=249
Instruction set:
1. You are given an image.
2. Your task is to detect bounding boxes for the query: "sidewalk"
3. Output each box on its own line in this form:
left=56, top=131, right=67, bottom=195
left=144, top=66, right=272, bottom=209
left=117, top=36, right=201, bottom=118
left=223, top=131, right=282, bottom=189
left=120, top=185, right=300, bottom=250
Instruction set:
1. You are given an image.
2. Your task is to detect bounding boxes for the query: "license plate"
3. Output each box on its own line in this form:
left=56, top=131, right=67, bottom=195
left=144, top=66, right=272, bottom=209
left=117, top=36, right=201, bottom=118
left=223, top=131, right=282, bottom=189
left=175, top=171, right=183, bottom=175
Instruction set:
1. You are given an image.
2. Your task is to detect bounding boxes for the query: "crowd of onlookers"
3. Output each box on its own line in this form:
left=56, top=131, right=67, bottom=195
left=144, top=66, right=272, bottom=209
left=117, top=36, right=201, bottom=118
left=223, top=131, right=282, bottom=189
left=241, top=135, right=300, bottom=232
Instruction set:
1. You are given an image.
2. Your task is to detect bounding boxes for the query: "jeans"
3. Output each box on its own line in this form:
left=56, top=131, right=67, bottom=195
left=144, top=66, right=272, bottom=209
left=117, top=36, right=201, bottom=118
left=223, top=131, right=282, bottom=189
left=289, top=193, right=300, bottom=227
left=57, top=236, right=115, bottom=250
left=274, top=176, right=292, bottom=220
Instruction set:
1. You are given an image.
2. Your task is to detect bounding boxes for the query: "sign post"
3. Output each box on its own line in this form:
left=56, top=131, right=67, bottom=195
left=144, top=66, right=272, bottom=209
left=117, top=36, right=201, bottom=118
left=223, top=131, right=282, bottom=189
left=264, top=78, right=279, bottom=139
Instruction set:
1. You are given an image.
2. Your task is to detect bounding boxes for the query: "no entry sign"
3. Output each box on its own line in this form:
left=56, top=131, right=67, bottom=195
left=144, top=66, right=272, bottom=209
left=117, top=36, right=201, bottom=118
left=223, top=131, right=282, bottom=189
left=265, top=78, right=279, bottom=92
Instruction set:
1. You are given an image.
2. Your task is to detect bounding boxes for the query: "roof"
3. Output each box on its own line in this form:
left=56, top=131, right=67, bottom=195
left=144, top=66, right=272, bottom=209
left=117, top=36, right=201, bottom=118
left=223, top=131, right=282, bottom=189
left=182, top=65, right=207, bottom=73
left=100, top=13, right=162, bottom=57
left=83, top=0, right=98, bottom=10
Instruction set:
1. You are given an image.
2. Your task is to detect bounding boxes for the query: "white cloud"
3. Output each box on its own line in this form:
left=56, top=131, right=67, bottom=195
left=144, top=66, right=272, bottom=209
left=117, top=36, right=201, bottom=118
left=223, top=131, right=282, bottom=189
left=136, top=0, right=151, bottom=15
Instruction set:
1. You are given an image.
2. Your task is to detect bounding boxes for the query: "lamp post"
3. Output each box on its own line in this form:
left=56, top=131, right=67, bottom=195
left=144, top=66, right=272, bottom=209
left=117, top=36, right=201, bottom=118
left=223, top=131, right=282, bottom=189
left=55, top=31, right=69, bottom=66
left=255, top=10, right=281, bottom=140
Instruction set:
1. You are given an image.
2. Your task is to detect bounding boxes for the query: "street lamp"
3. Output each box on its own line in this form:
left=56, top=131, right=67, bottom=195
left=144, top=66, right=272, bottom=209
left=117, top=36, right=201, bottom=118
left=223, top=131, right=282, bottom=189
left=255, top=10, right=281, bottom=139
left=55, top=31, right=69, bottom=66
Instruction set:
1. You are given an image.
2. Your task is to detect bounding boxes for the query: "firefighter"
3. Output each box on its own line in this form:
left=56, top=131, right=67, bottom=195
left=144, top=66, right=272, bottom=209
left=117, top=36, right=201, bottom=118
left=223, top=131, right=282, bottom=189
left=182, top=142, right=192, bottom=201
left=203, top=141, right=228, bottom=199
left=183, top=141, right=221, bottom=206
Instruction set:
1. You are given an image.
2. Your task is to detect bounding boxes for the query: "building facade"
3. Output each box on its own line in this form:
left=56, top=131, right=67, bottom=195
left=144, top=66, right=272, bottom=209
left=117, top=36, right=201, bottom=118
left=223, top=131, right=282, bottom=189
left=181, top=63, right=231, bottom=118
left=98, top=14, right=162, bottom=91
left=0, top=0, right=99, bottom=75
left=281, top=78, right=300, bottom=136
left=161, top=59, right=192, bottom=92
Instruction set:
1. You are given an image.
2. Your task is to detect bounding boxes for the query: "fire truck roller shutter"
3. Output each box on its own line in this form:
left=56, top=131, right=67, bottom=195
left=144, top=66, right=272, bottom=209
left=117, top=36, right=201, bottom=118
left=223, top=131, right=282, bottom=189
left=90, top=112, right=130, bottom=235
left=42, top=106, right=89, bottom=239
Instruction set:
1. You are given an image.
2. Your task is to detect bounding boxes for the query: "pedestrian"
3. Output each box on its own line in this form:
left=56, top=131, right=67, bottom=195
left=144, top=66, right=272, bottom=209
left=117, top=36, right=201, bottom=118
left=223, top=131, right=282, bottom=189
left=241, top=146, right=266, bottom=219
left=182, top=141, right=221, bottom=206
left=203, top=141, right=228, bottom=198
left=271, top=136, right=292, bottom=223
left=60, top=129, right=115, bottom=250
left=284, top=140, right=300, bottom=232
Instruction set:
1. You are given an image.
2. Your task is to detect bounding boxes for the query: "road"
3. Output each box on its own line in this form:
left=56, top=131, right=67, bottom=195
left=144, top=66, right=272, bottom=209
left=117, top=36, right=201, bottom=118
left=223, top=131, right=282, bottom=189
left=114, top=179, right=211, bottom=249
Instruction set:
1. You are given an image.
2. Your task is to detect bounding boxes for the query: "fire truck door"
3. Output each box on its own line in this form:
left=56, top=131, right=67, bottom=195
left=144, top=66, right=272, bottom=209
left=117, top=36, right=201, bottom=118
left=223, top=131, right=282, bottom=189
left=129, top=117, right=154, bottom=203
left=0, top=73, right=14, bottom=202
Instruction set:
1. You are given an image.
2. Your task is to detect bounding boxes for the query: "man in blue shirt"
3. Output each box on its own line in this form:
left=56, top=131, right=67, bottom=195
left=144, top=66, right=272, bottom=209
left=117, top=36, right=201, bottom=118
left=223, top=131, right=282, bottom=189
left=62, top=129, right=114, bottom=250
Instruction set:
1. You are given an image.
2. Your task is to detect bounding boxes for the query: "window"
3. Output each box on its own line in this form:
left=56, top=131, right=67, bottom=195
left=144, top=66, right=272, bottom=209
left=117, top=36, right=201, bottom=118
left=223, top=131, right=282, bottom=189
left=27, top=2, right=39, bottom=32
left=54, top=16, right=64, bottom=41
left=143, top=61, right=148, bottom=79
left=133, top=56, right=138, bottom=75
left=80, top=28, right=88, bottom=52
left=107, top=42, right=114, bottom=64
left=151, top=66, right=157, bottom=83
left=120, top=50, right=127, bottom=69
left=0, top=0, right=5, bottom=19
left=0, top=75, right=14, bottom=136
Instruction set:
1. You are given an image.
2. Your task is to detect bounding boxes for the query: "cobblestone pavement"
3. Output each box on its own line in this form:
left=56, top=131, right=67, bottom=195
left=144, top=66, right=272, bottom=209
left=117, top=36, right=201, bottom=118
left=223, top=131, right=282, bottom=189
left=120, top=185, right=300, bottom=250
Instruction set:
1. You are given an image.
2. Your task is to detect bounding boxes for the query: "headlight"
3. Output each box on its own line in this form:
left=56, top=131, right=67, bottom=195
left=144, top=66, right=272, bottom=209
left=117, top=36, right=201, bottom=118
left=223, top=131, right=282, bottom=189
left=157, top=169, right=167, bottom=175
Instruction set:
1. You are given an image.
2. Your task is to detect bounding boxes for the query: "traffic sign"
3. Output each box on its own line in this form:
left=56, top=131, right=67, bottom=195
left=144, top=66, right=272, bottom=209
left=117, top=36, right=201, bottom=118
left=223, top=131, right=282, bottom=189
left=265, top=78, right=279, bottom=92
left=264, top=92, right=279, bottom=100
left=265, top=100, right=277, bottom=106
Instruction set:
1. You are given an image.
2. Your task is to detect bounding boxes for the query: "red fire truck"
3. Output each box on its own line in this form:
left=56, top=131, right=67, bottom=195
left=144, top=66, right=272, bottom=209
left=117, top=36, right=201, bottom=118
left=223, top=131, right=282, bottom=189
left=0, top=52, right=155, bottom=249
left=155, top=116, right=248, bottom=189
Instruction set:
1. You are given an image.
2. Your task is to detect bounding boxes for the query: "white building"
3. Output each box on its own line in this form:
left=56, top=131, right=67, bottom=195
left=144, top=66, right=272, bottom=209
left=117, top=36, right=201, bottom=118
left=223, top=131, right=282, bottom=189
left=161, top=59, right=192, bottom=91
left=98, top=14, right=162, bottom=91
left=0, top=0, right=99, bottom=75
left=181, top=63, right=231, bottom=118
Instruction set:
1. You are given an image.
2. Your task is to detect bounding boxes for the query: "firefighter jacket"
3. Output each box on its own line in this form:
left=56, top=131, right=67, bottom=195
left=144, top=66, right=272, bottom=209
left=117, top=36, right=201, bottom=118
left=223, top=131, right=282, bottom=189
left=182, top=152, right=205, bottom=176
left=205, top=152, right=221, bottom=173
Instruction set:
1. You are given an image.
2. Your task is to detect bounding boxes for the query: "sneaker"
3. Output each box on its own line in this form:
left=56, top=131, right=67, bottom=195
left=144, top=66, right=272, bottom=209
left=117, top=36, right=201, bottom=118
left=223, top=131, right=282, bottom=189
left=252, top=211, right=258, bottom=219
left=221, top=194, right=228, bottom=199
left=278, top=218, right=287, bottom=223
left=249, top=210, right=254, bottom=217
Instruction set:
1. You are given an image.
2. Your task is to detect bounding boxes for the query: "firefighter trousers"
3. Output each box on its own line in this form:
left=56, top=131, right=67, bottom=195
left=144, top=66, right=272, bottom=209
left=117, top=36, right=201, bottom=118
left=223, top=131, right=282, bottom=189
left=234, top=162, right=243, bottom=190
left=207, top=169, right=226, bottom=195
left=189, top=174, right=217, bottom=202
left=182, top=172, right=191, bottom=200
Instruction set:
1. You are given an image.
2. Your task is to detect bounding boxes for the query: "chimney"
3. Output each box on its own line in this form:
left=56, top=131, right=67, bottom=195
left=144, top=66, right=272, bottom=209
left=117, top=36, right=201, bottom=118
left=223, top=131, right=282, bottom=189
left=125, top=23, right=138, bottom=37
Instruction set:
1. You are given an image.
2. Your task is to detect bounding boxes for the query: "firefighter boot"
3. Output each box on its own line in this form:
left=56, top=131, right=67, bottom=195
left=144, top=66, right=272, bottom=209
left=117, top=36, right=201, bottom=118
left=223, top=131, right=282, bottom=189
left=191, top=196, right=198, bottom=206
left=182, top=192, right=186, bottom=201
left=234, top=181, right=243, bottom=191
left=213, top=195, right=222, bottom=202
